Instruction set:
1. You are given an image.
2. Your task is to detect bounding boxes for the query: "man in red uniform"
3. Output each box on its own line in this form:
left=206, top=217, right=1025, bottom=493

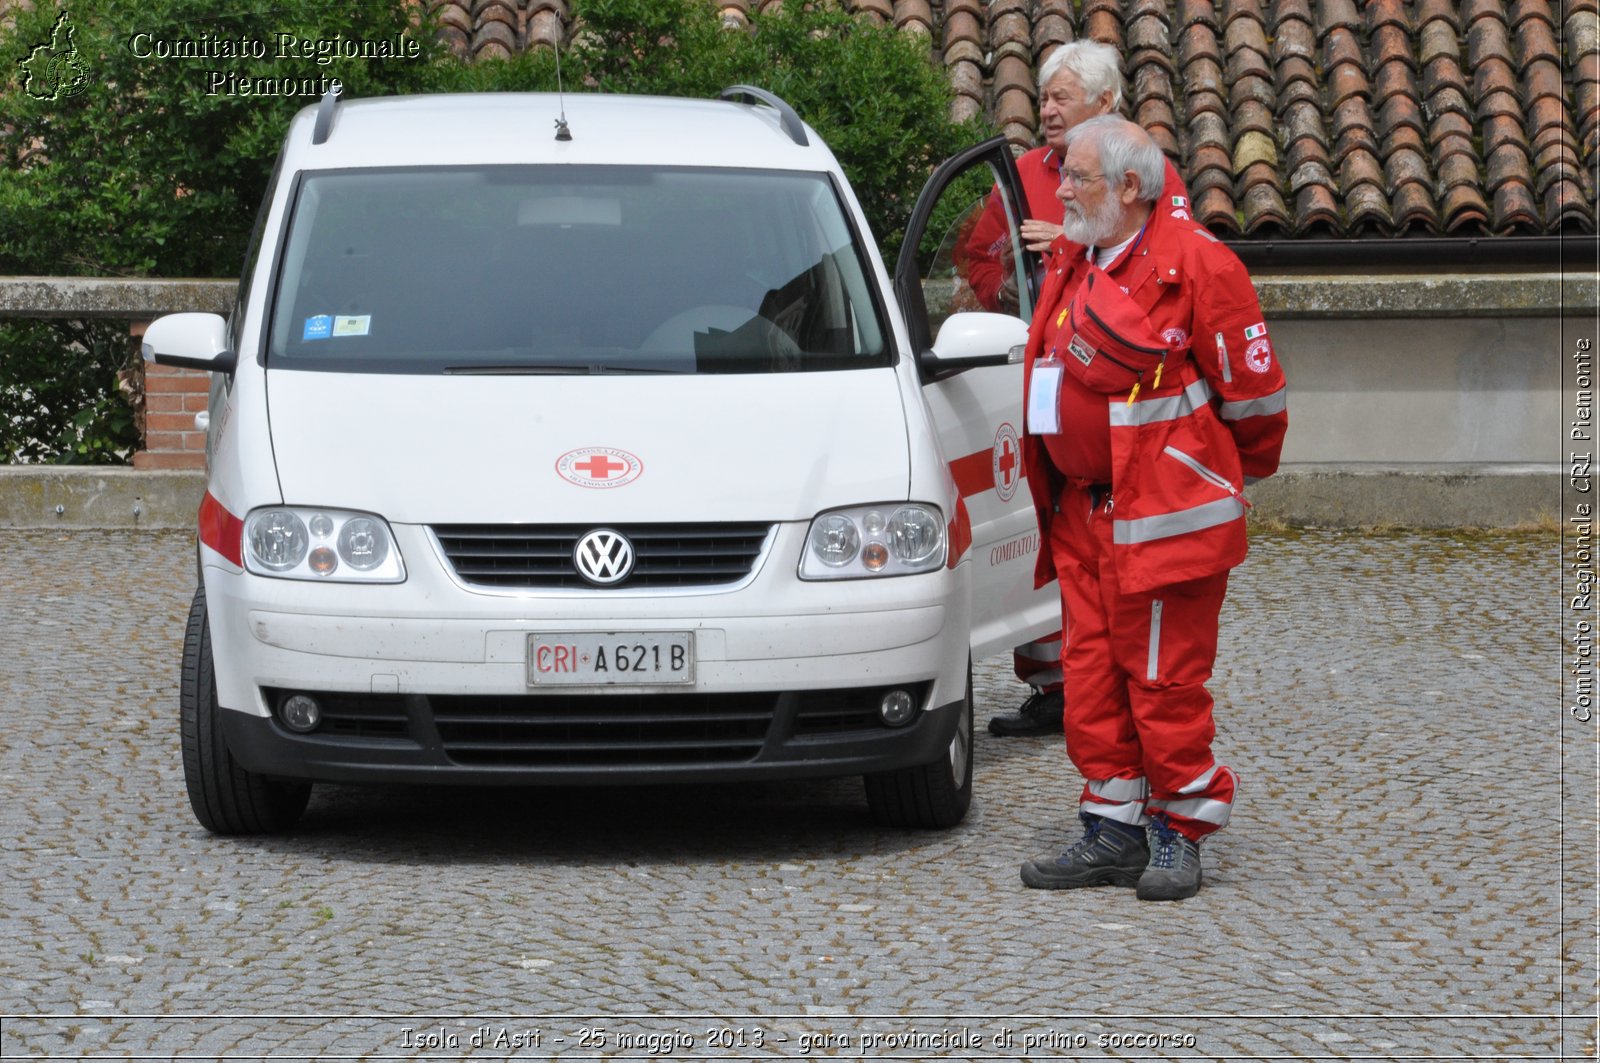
left=964, top=40, right=1192, bottom=739
left=1017, top=117, right=1287, bottom=901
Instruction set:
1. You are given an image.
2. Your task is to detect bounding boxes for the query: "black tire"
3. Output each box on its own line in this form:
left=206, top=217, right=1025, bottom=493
left=181, top=587, right=310, bottom=834
left=864, top=661, right=974, bottom=829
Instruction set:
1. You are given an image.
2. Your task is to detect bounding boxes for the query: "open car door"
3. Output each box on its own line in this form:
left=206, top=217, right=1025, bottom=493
left=895, top=137, right=1062, bottom=660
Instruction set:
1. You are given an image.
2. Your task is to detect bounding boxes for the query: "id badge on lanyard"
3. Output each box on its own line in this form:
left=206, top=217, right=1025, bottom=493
left=1028, top=301, right=1072, bottom=435
left=1028, top=357, right=1064, bottom=435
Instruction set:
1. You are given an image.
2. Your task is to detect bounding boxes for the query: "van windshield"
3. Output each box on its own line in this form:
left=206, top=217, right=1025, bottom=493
left=267, top=166, right=891, bottom=374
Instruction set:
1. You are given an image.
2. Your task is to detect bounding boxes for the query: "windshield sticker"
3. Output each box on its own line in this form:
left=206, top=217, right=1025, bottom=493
left=302, top=314, right=332, bottom=341
left=333, top=315, right=371, bottom=337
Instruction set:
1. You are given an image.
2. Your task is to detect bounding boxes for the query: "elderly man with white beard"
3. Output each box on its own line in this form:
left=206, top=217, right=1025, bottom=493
left=1017, top=117, right=1289, bottom=901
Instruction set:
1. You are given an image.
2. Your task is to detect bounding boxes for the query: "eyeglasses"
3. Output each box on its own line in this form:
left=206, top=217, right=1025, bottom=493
left=1060, top=170, right=1108, bottom=190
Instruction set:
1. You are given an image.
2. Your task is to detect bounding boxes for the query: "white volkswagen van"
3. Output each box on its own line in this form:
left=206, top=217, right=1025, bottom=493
left=145, top=87, right=1058, bottom=833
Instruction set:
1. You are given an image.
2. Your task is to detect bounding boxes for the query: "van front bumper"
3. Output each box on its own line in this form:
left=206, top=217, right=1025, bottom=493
left=204, top=522, right=972, bottom=784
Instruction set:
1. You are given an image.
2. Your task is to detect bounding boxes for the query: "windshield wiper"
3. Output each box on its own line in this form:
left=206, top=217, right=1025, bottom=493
left=443, top=363, right=683, bottom=375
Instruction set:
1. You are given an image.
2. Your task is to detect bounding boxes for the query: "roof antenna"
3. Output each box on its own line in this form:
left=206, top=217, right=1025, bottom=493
left=553, top=29, right=572, bottom=141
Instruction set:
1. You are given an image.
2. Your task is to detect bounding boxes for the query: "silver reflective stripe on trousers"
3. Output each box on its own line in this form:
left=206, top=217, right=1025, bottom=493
left=1219, top=386, right=1287, bottom=422
left=1147, top=795, right=1231, bottom=827
left=1147, top=599, right=1163, bottom=681
left=1177, top=763, right=1220, bottom=795
left=1113, top=496, right=1246, bottom=545
left=1082, top=776, right=1151, bottom=826
left=1015, top=638, right=1060, bottom=662
left=1089, top=776, right=1149, bottom=802
left=1149, top=765, right=1235, bottom=827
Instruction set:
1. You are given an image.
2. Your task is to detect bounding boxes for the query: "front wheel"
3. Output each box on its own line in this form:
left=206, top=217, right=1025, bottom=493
left=180, top=586, right=310, bottom=834
left=864, top=661, right=974, bottom=829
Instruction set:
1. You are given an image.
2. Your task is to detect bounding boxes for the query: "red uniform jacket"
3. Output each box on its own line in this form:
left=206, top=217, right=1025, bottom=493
left=1022, top=203, right=1289, bottom=594
left=965, top=148, right=1189, bottom=312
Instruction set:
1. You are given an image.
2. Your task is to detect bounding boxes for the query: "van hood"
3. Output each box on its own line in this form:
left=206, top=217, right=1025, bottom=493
left=265, top=369, right=911, bottom=525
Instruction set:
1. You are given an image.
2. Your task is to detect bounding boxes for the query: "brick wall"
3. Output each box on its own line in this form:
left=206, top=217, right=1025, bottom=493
left=131, top=322, right=208, bottom=470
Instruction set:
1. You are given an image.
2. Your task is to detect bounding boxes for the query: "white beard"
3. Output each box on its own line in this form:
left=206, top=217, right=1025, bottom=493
left=1061, top=191, right=1123, bottom=247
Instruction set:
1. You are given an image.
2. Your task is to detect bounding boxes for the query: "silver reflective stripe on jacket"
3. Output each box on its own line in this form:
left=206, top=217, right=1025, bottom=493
left=1219, top=386, right=1287, bottom=422
left=1113, top=496, right=1246, bottom=545
left=1163, top=445, right=1237, bottom=494
left=1108, top=377, right=1214, bottom=427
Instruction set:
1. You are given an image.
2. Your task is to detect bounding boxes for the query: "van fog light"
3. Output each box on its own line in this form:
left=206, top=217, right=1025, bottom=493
left=279, top=694, right=323, bottom=734
left=879, top=689, right=916, bottom=727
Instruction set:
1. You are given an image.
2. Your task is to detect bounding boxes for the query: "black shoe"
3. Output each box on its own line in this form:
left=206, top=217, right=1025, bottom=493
left=1021, top=813, right=1149, bottom=889
left=987, top=689, right=1063, bottom=737
left=1136, top=815, right=1204, bottom=901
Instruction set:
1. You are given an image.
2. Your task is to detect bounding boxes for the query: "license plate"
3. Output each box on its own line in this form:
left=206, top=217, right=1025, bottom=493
left=527, top=632, right=694, bottom=686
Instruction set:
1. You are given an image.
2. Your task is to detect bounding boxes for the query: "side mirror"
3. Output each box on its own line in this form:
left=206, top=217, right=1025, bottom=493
left=142, top=313, right=235, bottom=374
left=918, top=311, right=1027, bottom=377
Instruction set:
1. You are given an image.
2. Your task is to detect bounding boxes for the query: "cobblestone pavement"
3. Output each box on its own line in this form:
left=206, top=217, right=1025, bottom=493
left=0, top=529, right=1592, bottom=1061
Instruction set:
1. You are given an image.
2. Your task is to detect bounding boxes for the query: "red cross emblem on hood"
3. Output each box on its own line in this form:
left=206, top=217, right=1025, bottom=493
left=556, top=447, right=643, bottom=489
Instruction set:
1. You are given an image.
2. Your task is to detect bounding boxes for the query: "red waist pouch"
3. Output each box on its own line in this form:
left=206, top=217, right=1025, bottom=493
left=1055, top=266, right=1174, bottom=396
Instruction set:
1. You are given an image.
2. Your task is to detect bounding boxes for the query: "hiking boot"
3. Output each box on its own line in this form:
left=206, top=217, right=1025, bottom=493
left=1021, top=813, right=1148, bottom=889
left=1136, top=815, right=1204, bottom=901
left=987, top=689, right=1064, bottom=737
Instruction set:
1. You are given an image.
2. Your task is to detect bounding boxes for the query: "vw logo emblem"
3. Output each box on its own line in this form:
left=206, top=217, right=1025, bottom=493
left=573, top=529, right=635, bottom=585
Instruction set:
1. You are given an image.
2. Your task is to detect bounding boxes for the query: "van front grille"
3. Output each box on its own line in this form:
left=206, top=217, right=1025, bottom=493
left=431, top=523, right=772, bottom=589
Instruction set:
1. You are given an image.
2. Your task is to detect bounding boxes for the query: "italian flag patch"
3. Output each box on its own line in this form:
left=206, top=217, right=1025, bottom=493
left=1244, top=323, right=1268, bottom=340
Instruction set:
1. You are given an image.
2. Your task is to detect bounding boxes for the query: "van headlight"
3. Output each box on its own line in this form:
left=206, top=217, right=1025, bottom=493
left=799, top=503, right=945, bottom=579
left=243, top=507, right=405, bottom=582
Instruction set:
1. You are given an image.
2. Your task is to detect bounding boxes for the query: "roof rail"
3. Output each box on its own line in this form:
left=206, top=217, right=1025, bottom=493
left=719, top=85, right=808, bottom=147
left=311, top=81, right=344, bottom=145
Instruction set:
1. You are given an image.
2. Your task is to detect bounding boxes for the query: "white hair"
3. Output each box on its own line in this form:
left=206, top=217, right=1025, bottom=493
left=1063, top=115, right=1165, bottom=201
left=1037, top=39, right=1125, bottom=112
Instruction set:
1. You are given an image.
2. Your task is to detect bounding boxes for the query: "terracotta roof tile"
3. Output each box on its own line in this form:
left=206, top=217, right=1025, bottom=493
left=431, top=0, right=472, bottom=57
left=1371, top=44, right=1415, bottom=99
left=990, top=5, right=1030, bottom=51
left=1288, top=157, right=1334, bottom=194
left=1293, top=183, right=1342, bottom=232
left=1365, top=0, right=1411, bottom=32
left=1241, top=182, right=1292, bottom=233
left=1194, top=186, right=1242, bottom=232
left=1491, top=182, right=1542, bottom=232
left=1512, top=12, right=1561, bottom=69
left=1316, top=0, right=1362, bottom=34
left=1390, top=181, right=1440, bottom=230
left=1223, top=14, right=1270, bottom=57
left=1128, top=0, right=1171, bottom=22
left=461, top=0, right=1595, bottom=238
left=527, top=6, right=563, bottom=46
left=851, top=0, right=891, bottom=23
left=1415, top=0, right=1461, bottom=30
left=1082, top=11, right=1122, bottom=49
left=1179, top=0, right=1221, bottom=30
left=1323, top=26, right=1364, bottom=69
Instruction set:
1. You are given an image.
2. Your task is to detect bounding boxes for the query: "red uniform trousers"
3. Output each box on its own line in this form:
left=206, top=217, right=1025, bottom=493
left=1012, top=633, right=1063, bottom=693
left=1050, top=483, right=1238, bottom=841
